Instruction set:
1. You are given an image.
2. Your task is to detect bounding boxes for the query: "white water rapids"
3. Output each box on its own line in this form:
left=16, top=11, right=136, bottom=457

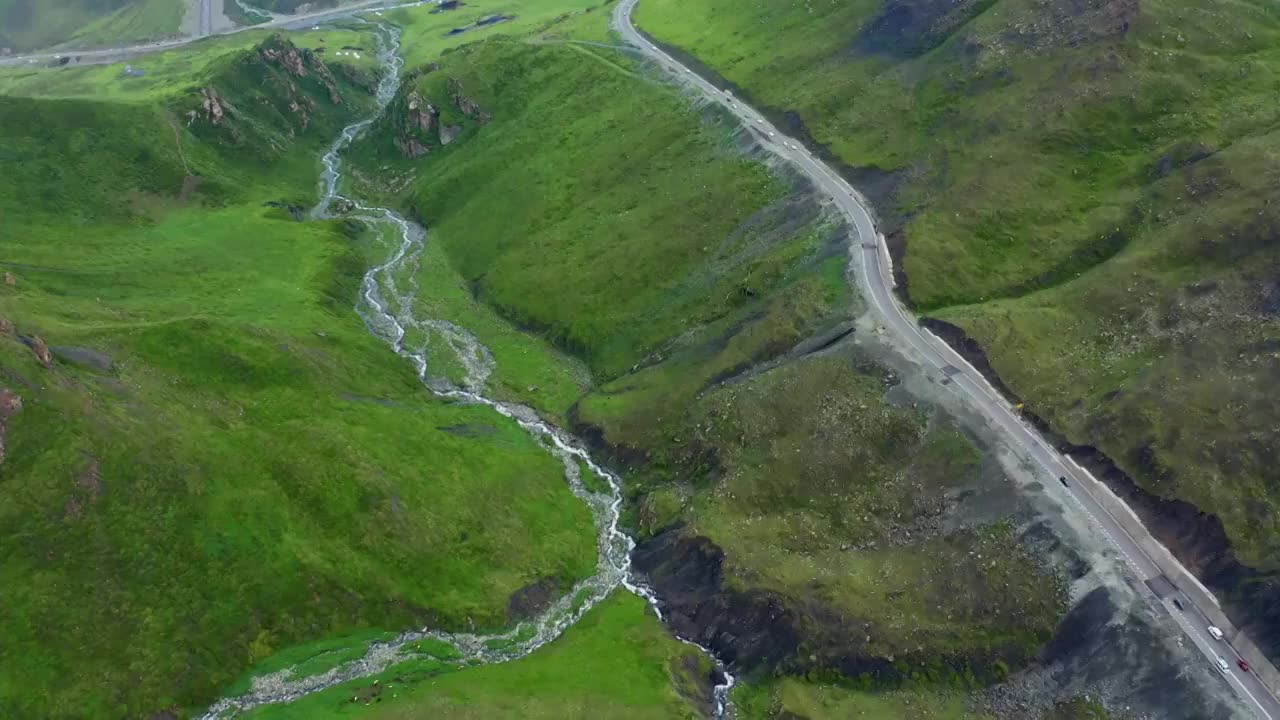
left=201, top=20, right=734, bottom=719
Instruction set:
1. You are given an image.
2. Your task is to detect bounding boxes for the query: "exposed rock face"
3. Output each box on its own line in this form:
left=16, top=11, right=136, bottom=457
left=0, top=387, right=22, bottom=466
left=200, top=87, right=226, bottom=124
left=406, top=91, right=437, bottom=133
left=0, top=317, right=11, bottom=334
left=3, top=272, right=15, bottom=286
left=260, top=44, right=308, bottom=77
left=191, top=35, right=355, bottom=140
left=391, top=77, right=491, bottom=158
left=631, top=529, right=808, bottom=674
left=257, top=37, right=344, bottom=106
left=27, top=335, right=52, bottom=368
left=506, top=577, right=561, bottom=622
left=395, top=137, right=431, bottom=158
left=447, top=78, right=491, bottom=123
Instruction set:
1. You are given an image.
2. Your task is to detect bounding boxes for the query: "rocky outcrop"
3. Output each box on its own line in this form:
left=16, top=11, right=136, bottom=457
left=260, top=37, right=344, bottom=105
left=26, top=335, right=52, bottom=368
left=200, top=87, right=226, bottom=124
left=389, top=77, right=491, bottom=158
left=447, top=78, right=491, bottom=123
left=506, top=577, right=561, bottom=622
left=188, top=35, right=358, bottom=141
left=3, top=272, right=15, bottom=286
left=260, top=43, right=308, bottom=77
left=406, top=91, right=438, bottom=133
left=632, top=529, right=807, bottom=673
left=395, top=137, right=431, bottom=158
left=0, top=317, right=11, bottom=335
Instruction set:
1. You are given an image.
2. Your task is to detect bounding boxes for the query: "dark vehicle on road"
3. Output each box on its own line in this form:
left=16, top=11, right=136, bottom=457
left=1239, top=658, right=1251, bottom=672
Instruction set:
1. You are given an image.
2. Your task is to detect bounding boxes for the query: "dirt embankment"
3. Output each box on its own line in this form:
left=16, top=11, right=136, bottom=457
left=921, top=316, right=1280, bottom=663
left=629, top=525, right=1032, bottom=685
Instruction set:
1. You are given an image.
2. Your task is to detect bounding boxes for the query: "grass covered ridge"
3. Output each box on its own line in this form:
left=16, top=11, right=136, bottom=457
left=632, top=0, right=1280, bottom=588
left=0, top=31, right=597, bottom=718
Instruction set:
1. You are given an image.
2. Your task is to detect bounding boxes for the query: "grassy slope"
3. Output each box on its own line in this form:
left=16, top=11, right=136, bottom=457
left=355, top=36, right=781, bottom=380
left=663, top=357, right=1059, bottom=660
left=583, top=350, right=1064, bottom=678
left=632, top=0, right=1280, bottom=572
left=0, top=0, right=183, bottom=52
left=735, top=680, right=1112, bottom=719
left=734, top=678, right=992, bottom=720
left=345, top=10, right=809, bottom=414
left=379, top=0, right=605, bottom=70
left=340, top=0, right=1063, bottom=699
left=0, top=33, right=596, bottom=719
left=237, top=593, right=708, bottom=720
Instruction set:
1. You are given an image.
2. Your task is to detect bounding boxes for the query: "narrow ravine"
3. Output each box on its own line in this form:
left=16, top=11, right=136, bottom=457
left=200, top=19, right=733, bottom=720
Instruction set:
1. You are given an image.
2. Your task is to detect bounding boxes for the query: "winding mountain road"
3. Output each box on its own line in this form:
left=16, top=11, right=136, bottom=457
left=613, top=0, right=1280, bottom=717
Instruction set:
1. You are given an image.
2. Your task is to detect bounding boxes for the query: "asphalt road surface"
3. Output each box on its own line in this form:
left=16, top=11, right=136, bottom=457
left=0, top=0, right=429, bottom=68
left=614, top=0, right=1280, bottom=717
left=199, top=0, right=214, bottom=38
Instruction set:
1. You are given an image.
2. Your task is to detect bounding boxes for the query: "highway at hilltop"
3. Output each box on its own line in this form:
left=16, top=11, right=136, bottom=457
left=613, top=0, right=1280, bottom=717
left=0, top=0, right=431, bottom=68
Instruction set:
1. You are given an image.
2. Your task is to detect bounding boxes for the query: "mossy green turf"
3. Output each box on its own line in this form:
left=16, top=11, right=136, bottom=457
left=0, top=33, right=596, bottom=719
left=236, top=593, right=706, bottom=719
left=0, top=0, right=182, bottom=53
left=633, top=0, right=1280, bottom=570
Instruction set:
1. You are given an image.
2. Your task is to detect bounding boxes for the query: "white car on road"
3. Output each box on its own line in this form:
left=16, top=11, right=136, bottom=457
left=1217, top=656, right=1230, bottom=673
left=1209, top=626, right=1225, bottom=641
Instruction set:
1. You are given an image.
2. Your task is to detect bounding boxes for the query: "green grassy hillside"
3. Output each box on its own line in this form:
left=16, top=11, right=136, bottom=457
left=349, top=30, right=783, bottom=381
left=342, top=4, right=1065, bottom=701
left=234, top=593, right=710, bottom=720
left=0, top=34, right=596, bottom=718
left=0, top=0, right=183, bottom=52
left=633, top=0, right=1280, bottom=645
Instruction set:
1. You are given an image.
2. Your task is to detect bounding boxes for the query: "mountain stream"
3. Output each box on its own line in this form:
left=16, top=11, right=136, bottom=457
left=201, top=19, right=733, bottom=720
